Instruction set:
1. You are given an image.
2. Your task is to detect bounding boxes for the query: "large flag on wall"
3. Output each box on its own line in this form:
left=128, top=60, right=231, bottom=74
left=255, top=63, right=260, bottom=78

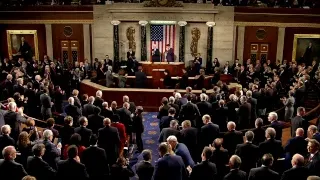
left=150, top=24, right=176, bottom=61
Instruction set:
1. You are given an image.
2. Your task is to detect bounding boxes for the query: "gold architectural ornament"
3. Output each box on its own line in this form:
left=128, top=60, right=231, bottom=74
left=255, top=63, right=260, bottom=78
left=126, top=27, right=136, bottom=51
left=111, top=20, right=121, bottom=26
left=292, top=34, right=320, bottom=62
left=190, top=27, right=201, bottom=57
left=178, top=21, right=187, bottom=26
left=6, top=30, right=39, bottom=60
left=144, top=0, right=183, bottom=7
left=206, top=22, right=216, bottom=27
left=139, top=20, right=149, bottom=26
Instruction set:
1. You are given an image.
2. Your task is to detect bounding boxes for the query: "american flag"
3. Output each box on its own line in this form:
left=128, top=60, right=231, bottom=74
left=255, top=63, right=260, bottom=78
left=150, top=25, right=176, bottom=60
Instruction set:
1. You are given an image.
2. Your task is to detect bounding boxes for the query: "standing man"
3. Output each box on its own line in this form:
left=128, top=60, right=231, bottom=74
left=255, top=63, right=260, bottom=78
left=223, top=155, right=247, bottom=180
left=40, top=88, right=53, bottom=120
left=248, top=154, right=279, bottom=180
left=163, top=44, right=174, bottom=62
left=291, top=107, right=307, bottom=137
left=0, top=146, right=27, bottom=180
left=189, top=147, right=217, bottom=180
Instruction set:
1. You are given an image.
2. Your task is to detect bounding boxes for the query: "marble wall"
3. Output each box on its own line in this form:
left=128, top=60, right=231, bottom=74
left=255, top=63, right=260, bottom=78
left=119, top=22, right=141, bottom=61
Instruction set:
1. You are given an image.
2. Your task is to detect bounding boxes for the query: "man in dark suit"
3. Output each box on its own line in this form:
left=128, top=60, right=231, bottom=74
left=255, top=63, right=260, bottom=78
left=223, top=121, right=243, bottom=156
left=65, top=97, right=82, bottom=126
left=252, top=118, right=266, bottom=146
left=180, top=120, right=198, bottom=162
left=259, top=127, right=284, bottom=161
left=74, top=117, right=92, bottom=147
left=214, top=100, right=229, bottom=132
left=200, top=115, right=220, bottom=150
left=82, top=96, right=96, bottom=117
left=268, top=112, right=283, bottom=141
left=294, top=81, right=305, bottom=108
left=164, top=44, right=174, bottom=62
left=116, top=102, right=133, bottom=134
left=210, top=138, right=229, bottom=180
left=81, top=134, right=109, bottom=180
left=281, top=154, right=309, bottom=180
left=223, top=155, right=247, bottom=180
left=93, top=90, right=104, bottom=110
left=123, top=95, right=136, bottom=114
left=127, top=49, right=135, bottom=60
left=57, top=145, right=89, bottom=180
left=152, top=142, right=187, bottom=180
left=42, top=129, right=62, bottom=170
left=167, top=135, right=195, bottom=168
left=284, top=128, right=308, bottom=163
left=196, top=93, right=212, bottom=123
left=97, top=118, right=120, bottom=165
left=0, top=146, right=27, bottom=180
left=159, top=107, right=176, bottom=131
left=190, top=147, right=217, bottom=180
left=135, top=66, right=147, bottom=88
left=235, top=131, right=259, bottom=173
left=0, top=125, right=15, bottom=158
left=248, top=154, right=280, bottom=180
left=100, top=102, right=114, bottom=119
left=4, top=102, right=26, bottom=141
left=179, top=95, right=201, bottom=127
left=135, top=149, right=154, bottom=180
left=157, top=97, right=171, bottom=120
left=13, top=78, right=25, bottom=95
left=246, top=90, right=257, bottom=125
left=238, top=96, right=251, bottom=129
left=27, top=143, right=56, bottom=180
left=291, top=107, right=307, bottom=137
left=40, top=88, right=53, bottom=120
left=306, top=139, right=320, bottom=176
left=158, top=120, right=180, bottom=143
left=87, top=107, right=105, bottom=135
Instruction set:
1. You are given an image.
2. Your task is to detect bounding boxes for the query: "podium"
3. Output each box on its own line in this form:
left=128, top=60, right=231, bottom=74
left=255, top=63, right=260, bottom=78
left=140, top=62, right=185, bottom=77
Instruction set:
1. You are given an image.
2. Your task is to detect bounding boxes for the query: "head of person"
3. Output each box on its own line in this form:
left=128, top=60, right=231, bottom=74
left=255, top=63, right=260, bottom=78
left=268, top=112, right=278, bottom=122
left=240, top=96, right=247, bottom=105
left=229, top=155, right=242, bottom=170
left=103, top=118, right=111, bottom=127
left=18, top=131, right=30, bottom=148
left=123, top=95, right=129, bottom=103
left=68, top=97, right=75, bottom=105
left=96, top=90, right=102, bottom=98
left=64, top=116, right=73, bottom=127
left=255, top=118, right=263, bottom=128
left=265, top=127, right=276, bottom=140
left=46, top=118, right=55, bottom=128
left=246, top=90, right=252, bottom=98
left=168, top=107, right=176, bottom=116
left=261, top=153, right=274, bottom=167
left=161, top=97, right=168, bottom=105
left=123, top=102, right=130, bottom=110
left=201, top=147, right=213, bottom=161
left=22, top=176, right=36, bottom=180
left=32, top=143, right=46, bottom=157
left=142, top=149, right=152, bottom=162
left=79, top=117, right=88, bottom=127
left=72, top=89, right=79, bottom=97
left=245, top=131, right=254, bottom=142
left=2, top=146, right=17, bottom=161
left=88, top=96, right=95, bottom=104
left=1, top=125, right=11, bottom=135
left=297, top=107, right=306, bottom=116
left=202, top=114, right=211, bottom=125
left=291, top=153, right=305, bottom=167
left=174, top=92, right=182, bottom=100
left=158, top=142, right=170, bottom=157
left=8, top=102, right=17, bottom=112
left=111, top=101, right=117, bottom=109
left=116, top=156, right=127, bottom=166
left=308, top=125, right=318, bottom=137
left=307, top=176, right=320, bottom=180
left=69, top=133, right=81, bottom=147
left=167, top=135, right=178, bottom=150
left=89, top=134, right=98, bottom=146
left=307, top=139, right=320, bottom=154
left=43, top=129, right=54, bottom=141
left=296, top=128, right=304, bottom=137
left=102, top=102, right=109, bottom=109
left=186, top=86, right=192, bottom=93
left=227, top=121, right=236, bottom=131
left=181, top=120, right=191, bottom=129
left=169, top=120, right=178, bottom=129
left=67, top=145, right=78, bottom=159
left=213, top=138, right=223, bottom=149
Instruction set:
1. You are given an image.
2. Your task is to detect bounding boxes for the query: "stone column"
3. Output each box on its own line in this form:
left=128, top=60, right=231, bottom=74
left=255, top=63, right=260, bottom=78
left=45, top=24, right=53, bottom=59
left=178, top=21, right=187, bottom=63
left=206, top=22, right=215, bottom=68
left=83, top=24, right=91, bottom=61
left=276, top=27, right=286, bottom=61
left=139, top=21, right=148, bottom=61
left=237, top=26, right=245, bottom=63
left=111, top=20, right=121, bottom=62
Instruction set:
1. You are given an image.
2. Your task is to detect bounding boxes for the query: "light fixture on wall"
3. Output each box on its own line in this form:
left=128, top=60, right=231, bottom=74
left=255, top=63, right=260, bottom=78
left=206, top=22, right=216, bottom=27
left=178, top=21, right=187, bottom=26
left=111, top=20, right=121, bottom=25
left=139, top=21, right=148, bottom=26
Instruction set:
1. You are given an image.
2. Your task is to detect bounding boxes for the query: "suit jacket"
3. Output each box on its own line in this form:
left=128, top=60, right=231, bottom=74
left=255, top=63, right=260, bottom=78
left=82, top=104, right=96, bottom=117
left=235, top=142, right=259, bottom=173
left=57, top=158, right=89, bottom=180
left=42, top=139, right=61, bottom=170
left=40, top=93, right=52, bottom=109
left=271, top=120, right=283, bottom=141
left=196, top=101, right=212, bottom=125
left=111, top=122, right=127, bottom=147
left=100, top=108, right=114, bottom=119
left=135, top=71, right=147, bottom=88
left=200, top=123, right=220, bottom=149
left=291, top=116, right=308, bottom=137
left=110, top=164, right=135, bottom=180
left=238, top=102, right=251, bottom=129
left=97, top=126, right=120, bottom=164
left=223, top=130, right=243, bottom=155
left=59, top=125, right=74, bottom=146
left=158, top=127, right=180, bottom=143
left=226, top=101, right=240, bottom=123
left=135, top=161, right=154, bottom=180
left=157, top=104, right=171, bottom=120
left=248, top=166, right=279, bottom=180
left=175, top=143, right=195, bottom=167
left=259, top=139, right=284, bottom=160
left=223, top=169, right=247, bottom=180
left=116, top=107, right=132, bottom=133
left=180, top=127, right=198, bottom=152
left=159, top=116, right=175, bottom=131
left=81, top=145, right=109, bottom=179
left=3, top=110, right=26, bottom=140
left=284, top=136, right=308, bottom=159
left=152, top=154, right=187, bottom=180
left=74, top=126, right=92, bottom=147
left=252, top=127, right=266, bottom=146
left=93, top=97, right=104, bottom=110
left=190, top=160, right=217, bottom=180
left=280, top=166, right=309, bottom=180
left=0, top=159, right=27, bottom=180
left=64, top=104, right=82, bottom=126
left=13, top=84, right=25, bottom=95
left=210, top=148, right=229, bottom=179
left=179, top=102, right=201, bottom=126
left=27, top=156, right=56, bottom=180
left=214, top=106, right=229, bottom=132
left=247, top=97, right=257, bottom=122
left=87, top=114, right=105, bottom=134
left=306, top=151, right=320, bottom=176
left=0, top=135, right=15, bottom=158
left=73, top=96, right=82, bottom=109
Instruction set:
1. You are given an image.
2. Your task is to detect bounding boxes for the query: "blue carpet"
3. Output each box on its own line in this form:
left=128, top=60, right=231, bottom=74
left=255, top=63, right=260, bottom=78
left=130, top=112, right=159, bottom=179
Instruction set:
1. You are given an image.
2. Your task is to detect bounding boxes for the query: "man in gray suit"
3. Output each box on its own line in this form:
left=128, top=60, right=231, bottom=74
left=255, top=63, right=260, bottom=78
left=105, top=66, right=114, bottom=88
left=82, top=96, right=96, bottom=117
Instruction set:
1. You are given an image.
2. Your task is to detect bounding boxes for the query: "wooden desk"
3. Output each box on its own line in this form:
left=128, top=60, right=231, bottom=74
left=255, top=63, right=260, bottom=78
left=159, top=76, right=213, bottom=89
left=140, top=62, right=185, bottom=76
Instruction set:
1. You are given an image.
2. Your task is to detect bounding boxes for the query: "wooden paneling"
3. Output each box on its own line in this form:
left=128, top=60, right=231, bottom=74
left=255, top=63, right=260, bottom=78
left=235, top=14, right=320, bottom=24
left=52, top=24, right=84, bottom=62
left=0, top=24, right=46, bottom=60
left=283, top=27, right=320, bottom=61
left=235, top=7, right=320, bottom=15
left=0, top=5, right=93, bottom=11
left=243, top=26, right=278, bottom=62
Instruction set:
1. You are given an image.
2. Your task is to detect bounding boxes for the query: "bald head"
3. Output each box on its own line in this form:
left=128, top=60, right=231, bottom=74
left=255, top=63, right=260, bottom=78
left=291, top=154, right=304, bottom=167
left=123, top=95, right=129, bottom=102
left=2, top=146, right=16, bottom=160
left=229, top=155, right=242, bottom=169
left=103, top=118, right=111, bottom=126
left=227, top=121, right=236, bottom=131
left=88, top=96, right=95, bottom=104
left=296, top=128, right=304, bottom=137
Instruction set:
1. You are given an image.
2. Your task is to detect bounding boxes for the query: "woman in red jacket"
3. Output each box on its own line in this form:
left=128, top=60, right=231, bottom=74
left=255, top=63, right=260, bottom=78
left=111, top=114, right=127, bottom=155
left=63, top=133, right=86, bottom=159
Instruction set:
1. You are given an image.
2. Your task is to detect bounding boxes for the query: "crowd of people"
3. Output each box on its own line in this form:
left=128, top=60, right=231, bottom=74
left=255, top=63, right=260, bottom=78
left=0, top=52, right=319, bottom=180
